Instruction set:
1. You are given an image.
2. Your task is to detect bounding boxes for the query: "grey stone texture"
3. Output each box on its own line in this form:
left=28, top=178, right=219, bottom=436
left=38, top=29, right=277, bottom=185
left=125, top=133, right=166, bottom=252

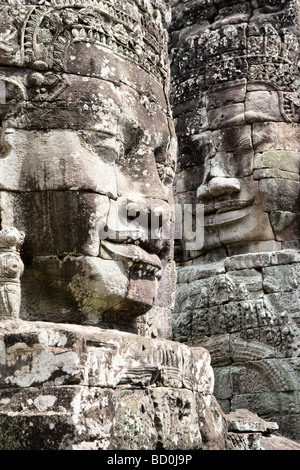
left=226, top=409, right=279, bottom=450
left=0, top=0, right=177, bottom=333
left=226, top=408, right=300, bottom=450
left=1, top=0, right=300, bottom=451
left=170, top=0, right=300, bottom=443
left=0, top=319, right=227, bottom=450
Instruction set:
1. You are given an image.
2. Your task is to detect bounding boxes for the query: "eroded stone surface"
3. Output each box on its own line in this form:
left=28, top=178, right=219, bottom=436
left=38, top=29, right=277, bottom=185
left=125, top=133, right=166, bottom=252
left=225, top=408, right=300, bottom=450
left=0, top=319, right=228, bottom=450
left=0, top=0, right=231, bottom=451
left=170, top=0, right=300, bottom=259
left=260, top=435, right=300, bottom=450
left=173, top=249, right=300, bottom=441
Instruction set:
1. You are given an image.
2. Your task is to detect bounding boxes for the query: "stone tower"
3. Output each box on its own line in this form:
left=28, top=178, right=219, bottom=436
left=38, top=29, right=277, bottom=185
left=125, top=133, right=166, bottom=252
left=170, top=0, right=300, bottom=441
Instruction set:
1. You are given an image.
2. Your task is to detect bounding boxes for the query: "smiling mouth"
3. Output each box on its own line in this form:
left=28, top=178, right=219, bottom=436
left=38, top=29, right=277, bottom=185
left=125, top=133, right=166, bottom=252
left=204, top=198, right=254, bottom=227
left=214, top=197, right=254, bottom=213
left=99, top=240, right=162, bottom=274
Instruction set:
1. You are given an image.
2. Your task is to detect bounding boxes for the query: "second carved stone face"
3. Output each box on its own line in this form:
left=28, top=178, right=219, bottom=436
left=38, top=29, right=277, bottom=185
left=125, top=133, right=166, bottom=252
left=194, top=118, right=300, bottom=255
left=195, top=119, right=275, bottom=254
left=170, top=0, right=300, bottom=260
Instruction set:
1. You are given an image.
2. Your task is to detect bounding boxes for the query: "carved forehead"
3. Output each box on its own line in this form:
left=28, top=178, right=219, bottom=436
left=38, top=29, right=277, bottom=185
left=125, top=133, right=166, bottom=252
left=170, top=0, right=300, bottom=122
left=0, top=70, right=171, bottom=153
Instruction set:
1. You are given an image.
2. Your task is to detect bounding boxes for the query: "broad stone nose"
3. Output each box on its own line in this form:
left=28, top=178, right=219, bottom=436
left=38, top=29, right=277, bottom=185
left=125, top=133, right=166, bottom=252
left=197, top=163, right=240, bottom=199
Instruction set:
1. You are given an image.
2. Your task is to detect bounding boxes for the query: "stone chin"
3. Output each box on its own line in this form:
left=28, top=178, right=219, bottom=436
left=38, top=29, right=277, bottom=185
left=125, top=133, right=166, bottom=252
left=68, top=256, right=159, bottom=324
left=23, top=254, right=162, bottom=326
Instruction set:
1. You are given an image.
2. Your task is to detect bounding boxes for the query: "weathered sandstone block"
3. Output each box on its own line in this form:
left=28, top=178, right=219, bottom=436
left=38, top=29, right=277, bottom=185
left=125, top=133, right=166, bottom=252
left=0, top=319, right=228, bottom=450
left=0, top=0, right=230, bottom=452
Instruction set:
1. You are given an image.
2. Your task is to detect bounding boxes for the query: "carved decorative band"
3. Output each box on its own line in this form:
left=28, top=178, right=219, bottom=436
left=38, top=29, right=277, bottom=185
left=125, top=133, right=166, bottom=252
left=1, top=1, right=170, bottom=83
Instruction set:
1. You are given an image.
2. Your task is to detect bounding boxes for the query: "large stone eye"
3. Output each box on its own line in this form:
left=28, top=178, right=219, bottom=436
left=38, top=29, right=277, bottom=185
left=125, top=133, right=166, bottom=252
left=2, top=255, right=20, bottom=278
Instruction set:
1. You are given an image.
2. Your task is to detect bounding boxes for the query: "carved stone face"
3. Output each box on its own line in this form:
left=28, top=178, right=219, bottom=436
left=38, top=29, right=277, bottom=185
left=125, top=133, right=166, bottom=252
left=170, top=0, right=300, bottom=260
left=195, top=123, right=275, bottom=253
left=194, top=119, right=300, bottom=255
left=0, top=1, right=176, bottom=328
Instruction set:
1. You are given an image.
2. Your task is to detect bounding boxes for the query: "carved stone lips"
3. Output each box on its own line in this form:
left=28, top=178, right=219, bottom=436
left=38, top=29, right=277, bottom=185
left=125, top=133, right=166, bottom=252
left=100, top=240, right=162, bottom=272
left=204, top=198, right=254, bottom=227
left=214, top=197, right=255, bottom=214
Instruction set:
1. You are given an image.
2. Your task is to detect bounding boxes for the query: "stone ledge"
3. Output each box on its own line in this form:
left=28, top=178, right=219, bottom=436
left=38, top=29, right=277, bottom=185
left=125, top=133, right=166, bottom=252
left=0, top=319, right=228, bottom=450
left=224, top=250, right=300, bottom=272
left=0, top=319, right=214, bottom=393
left=226, top=409, right=278, bottom=434
left=226, top=409, right=300, bottom=451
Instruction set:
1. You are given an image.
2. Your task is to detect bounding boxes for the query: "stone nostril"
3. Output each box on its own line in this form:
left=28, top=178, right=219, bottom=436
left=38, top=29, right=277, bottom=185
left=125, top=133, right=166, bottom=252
left=197, top=183, right=210, bottom=199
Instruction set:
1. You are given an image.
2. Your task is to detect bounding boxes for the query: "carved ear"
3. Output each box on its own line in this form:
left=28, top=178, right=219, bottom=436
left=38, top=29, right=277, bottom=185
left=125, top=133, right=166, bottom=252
left=0, top=77, right=27, bottom=101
